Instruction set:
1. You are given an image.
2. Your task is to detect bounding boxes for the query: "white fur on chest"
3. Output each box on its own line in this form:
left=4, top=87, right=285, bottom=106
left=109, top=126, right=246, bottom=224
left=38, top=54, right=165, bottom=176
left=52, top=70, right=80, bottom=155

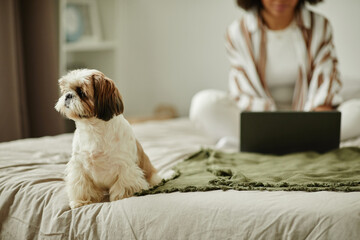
left=71, top=115, right=138, bottom=189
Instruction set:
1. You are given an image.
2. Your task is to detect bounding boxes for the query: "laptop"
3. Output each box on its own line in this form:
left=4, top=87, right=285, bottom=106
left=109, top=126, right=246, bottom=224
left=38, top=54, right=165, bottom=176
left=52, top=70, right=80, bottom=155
left=240, top=111, right=341, bottom=155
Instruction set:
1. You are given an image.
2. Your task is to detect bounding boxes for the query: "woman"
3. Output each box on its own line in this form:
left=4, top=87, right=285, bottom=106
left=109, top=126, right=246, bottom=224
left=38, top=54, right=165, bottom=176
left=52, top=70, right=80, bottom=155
left=190, top=0, right=360, bottom=146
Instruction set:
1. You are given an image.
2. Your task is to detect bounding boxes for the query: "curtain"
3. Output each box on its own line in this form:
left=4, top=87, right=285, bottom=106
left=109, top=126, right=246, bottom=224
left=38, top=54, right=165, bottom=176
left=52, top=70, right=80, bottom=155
left=0, top=0, right=65, bottom=142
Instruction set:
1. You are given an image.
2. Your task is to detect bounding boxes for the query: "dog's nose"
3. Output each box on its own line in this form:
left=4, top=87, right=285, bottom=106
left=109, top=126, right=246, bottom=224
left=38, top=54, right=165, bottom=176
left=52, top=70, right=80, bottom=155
left=65, top=93, right=73, bottom=101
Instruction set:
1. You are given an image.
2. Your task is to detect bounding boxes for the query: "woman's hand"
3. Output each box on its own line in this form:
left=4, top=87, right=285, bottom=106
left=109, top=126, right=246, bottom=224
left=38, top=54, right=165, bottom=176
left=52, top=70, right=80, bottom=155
left=313, top=105, right=334, bottom=111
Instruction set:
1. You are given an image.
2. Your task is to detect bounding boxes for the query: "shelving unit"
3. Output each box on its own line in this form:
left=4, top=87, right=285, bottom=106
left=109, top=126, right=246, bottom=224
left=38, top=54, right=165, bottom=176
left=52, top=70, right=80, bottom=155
left=58, top=0, right=119, bottom=131
left=64, top=41, right=116, bottom=52
left=59, top=0, right=118, bottom=78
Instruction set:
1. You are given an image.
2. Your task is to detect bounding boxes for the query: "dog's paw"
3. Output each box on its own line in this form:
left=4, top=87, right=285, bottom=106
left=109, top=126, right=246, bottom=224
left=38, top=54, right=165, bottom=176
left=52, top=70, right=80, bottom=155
left=109, top=189, right=132, bottom=201
left=110, top=194, right=125, bottom=202
left=110, top=177, right=149, bottom=201
left=69, top=200, right=92, bottom=209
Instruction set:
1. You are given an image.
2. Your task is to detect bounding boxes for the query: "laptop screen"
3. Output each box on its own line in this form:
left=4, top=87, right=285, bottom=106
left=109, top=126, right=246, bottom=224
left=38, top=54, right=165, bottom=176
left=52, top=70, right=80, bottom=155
left=240, top=111, right=341, bottom=155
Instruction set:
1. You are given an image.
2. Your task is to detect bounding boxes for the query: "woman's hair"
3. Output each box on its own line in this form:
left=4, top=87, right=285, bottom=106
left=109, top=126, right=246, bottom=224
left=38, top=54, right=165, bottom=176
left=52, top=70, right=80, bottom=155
left=236, top=0, right=323, bottom=11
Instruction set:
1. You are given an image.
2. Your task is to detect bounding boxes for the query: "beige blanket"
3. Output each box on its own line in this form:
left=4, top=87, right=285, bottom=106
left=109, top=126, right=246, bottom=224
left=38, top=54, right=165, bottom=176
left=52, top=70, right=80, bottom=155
left=1, top=118, right=360, bottom=239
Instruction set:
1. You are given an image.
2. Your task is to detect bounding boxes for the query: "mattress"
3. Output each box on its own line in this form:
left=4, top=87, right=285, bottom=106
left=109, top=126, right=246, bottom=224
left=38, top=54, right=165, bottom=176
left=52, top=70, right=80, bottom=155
left=1, top=118, right=360, bottom=239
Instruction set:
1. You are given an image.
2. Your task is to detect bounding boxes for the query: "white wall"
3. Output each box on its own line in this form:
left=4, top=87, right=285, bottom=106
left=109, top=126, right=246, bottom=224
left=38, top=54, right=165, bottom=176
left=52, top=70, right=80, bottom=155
left=116, top=0, right=360, bottom=118
left=308, top=0, right=360, bottom=81
left=116, top=0, right=242, bottom=117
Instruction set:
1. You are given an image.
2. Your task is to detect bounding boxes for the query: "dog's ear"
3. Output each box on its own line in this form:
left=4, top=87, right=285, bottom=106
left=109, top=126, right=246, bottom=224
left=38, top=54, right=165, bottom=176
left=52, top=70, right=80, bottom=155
left=92, top=72, right=124, bottom=121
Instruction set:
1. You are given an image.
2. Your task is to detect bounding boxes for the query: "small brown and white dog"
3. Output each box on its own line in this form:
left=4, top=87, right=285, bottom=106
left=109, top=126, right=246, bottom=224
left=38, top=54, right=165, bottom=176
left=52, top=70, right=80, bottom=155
left=55, top=69, right=161, bottom=209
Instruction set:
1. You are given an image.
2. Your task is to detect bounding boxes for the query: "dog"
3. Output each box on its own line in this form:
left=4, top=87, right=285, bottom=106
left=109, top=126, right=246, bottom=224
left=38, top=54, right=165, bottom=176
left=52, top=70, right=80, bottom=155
left=55, top=69, right=161, bottom=209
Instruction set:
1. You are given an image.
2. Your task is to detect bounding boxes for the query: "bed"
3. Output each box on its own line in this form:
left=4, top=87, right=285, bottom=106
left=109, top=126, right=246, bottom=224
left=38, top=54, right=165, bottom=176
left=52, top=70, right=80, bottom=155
left=1, top=117, right=360, bottom=240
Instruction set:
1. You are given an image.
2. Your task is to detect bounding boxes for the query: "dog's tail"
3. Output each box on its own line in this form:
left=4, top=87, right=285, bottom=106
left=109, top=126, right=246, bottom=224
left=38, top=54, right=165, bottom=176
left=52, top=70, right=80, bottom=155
left=148, top=173, right=162, bottom=187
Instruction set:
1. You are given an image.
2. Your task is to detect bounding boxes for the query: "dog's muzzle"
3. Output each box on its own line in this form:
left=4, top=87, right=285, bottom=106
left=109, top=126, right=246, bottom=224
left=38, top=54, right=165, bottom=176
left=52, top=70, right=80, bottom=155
left=65, top=93, right=73, bottom=108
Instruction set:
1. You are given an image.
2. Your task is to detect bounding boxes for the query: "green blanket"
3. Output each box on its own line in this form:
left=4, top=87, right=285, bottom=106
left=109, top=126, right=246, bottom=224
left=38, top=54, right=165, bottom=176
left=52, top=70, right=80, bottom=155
left=136, top=147, right=360, bottom=196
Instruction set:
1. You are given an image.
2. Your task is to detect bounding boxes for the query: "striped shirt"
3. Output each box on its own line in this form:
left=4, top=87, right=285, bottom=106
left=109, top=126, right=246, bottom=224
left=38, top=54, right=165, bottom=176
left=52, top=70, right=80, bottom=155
left=225, top=7, right=343, bottom=111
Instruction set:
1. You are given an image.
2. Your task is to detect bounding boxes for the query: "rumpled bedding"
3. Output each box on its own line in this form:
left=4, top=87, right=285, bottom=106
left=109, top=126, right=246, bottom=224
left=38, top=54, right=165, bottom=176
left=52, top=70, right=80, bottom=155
left=1, top=118, right=360, bottom=239
left=138, top=147, right=360, bottom=196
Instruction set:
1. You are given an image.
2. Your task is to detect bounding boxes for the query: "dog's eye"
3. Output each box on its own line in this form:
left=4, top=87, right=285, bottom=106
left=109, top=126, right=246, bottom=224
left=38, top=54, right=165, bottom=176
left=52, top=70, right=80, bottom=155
left=76, top=87, right=86, bottom=98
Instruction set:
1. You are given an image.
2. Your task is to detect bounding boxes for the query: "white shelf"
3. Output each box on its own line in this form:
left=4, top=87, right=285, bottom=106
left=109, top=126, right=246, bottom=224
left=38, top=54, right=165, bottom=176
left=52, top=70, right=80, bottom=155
left=59, top=0, right=118, bottom=76
left=65, top=41, right=116, bottom=52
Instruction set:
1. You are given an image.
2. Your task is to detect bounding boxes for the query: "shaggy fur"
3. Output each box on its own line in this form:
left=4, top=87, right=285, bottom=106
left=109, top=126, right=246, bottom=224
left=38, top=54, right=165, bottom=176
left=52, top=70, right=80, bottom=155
left=55, top=69, right=161, bottom=209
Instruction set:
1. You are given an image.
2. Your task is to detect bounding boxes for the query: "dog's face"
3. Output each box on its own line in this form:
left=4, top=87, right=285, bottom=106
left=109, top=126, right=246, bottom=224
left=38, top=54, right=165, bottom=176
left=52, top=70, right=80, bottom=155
left=55, top=69, right=124, bottom=121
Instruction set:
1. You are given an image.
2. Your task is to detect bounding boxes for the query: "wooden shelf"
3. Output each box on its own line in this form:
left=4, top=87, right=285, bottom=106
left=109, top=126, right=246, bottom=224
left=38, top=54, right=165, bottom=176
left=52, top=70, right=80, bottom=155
left=65, top=41, right=116, bottom=52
